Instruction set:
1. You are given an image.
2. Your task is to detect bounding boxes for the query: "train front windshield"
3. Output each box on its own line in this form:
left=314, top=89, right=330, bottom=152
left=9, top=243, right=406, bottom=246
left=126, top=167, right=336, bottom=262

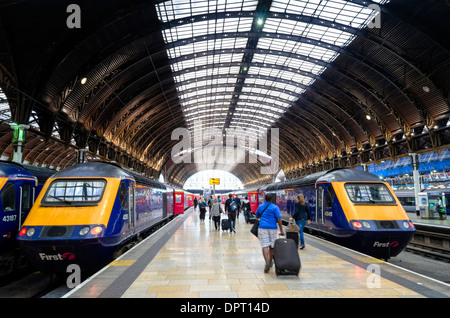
left=345, top=183, right=396, bottom=204
left=42, top=179, right=106, bottom=205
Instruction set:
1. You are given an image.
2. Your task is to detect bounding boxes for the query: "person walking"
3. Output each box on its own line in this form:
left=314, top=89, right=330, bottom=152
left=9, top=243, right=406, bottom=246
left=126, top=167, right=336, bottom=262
left=225, top=194, right=238, bottom=233
left=198, top=198, right=207, bottom=222
left=210, top=197, right=222, bottom=230
left=291, top=193, right=311, bottom=250
left=208, top=196, right=213, bottom=221
left=256, top=194, right=284, bottom=273
left=193, top=197, right=198, bottom=211
left=436, top=197, right=446, bottom=220
left=242, top=196, right=252, bottom=223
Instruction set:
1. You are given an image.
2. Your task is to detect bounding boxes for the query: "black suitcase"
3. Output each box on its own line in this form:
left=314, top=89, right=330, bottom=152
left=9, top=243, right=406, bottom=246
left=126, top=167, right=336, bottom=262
left=221, top=219, right=230, bottom=231
left=273, top=238, right=301, bottom=276
left=286, top=231, right=299, bottom=248
left=246, top=212, right=257, bottom=224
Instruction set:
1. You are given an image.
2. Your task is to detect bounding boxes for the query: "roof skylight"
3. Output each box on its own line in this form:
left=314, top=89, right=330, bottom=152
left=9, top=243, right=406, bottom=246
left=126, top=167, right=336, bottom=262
left=156, top=0, right=389, bottom=156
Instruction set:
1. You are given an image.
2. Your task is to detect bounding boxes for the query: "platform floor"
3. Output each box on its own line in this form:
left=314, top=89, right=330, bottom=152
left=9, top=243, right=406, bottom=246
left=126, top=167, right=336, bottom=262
left=407, top=211, right=450, bottom=228
left=63, top=208, right=450, bottom=298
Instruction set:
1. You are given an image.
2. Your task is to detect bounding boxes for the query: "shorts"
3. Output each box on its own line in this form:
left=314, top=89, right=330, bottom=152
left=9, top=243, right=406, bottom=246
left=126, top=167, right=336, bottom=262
left=258, top=228, right=278, bottom=248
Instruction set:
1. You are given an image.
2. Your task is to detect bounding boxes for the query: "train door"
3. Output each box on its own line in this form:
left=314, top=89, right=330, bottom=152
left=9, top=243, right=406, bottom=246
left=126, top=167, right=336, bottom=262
left=324, top=184, right=335, bottom=227
left=18, top=181, right=33, bottom=230
left=162, top=192, right=168, bottom=218
left=128, top=182, right=136, bottom=228
left=315, top=185, right=324, bottom=226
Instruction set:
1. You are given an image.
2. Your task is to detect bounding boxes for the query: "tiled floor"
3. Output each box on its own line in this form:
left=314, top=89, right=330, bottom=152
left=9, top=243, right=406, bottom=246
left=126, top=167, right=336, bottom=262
left=119, top=210, right=425, bottom=298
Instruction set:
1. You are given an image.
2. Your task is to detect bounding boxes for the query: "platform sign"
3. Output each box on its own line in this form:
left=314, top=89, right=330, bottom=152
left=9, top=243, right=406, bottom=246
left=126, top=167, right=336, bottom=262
left=210, top=178, right=220, bottom=185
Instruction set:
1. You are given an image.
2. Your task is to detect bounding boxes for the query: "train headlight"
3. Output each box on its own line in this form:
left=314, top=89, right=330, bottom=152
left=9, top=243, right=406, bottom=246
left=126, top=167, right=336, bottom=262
left=79, top=226, right=90, bottom=236
left=362, top=221, right=371, bottom=229
left=402, top=221, right=414, bottom=229
left=26, top=228, right=35, bottom=237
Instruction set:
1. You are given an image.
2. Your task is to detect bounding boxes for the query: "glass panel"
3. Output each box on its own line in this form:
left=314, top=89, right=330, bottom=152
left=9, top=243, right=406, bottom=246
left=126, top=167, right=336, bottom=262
left=345, top=183, right=395, bottom=204
left=43, top=179, right=106, bottom=204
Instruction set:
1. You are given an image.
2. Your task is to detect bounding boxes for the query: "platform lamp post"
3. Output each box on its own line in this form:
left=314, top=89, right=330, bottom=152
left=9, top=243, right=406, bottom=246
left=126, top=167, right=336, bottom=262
left=409, top=153, right=420, bottom=216
left=9, top=123, right=29, bottom=163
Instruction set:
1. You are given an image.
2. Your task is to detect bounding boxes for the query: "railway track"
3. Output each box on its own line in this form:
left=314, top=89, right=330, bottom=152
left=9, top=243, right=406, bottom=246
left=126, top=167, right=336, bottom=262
left=406, top=223, right=450, bottom=262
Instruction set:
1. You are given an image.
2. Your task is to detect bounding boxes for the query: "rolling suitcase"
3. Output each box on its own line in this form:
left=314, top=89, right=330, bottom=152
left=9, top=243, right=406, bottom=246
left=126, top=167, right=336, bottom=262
left=286, top=231, right=299, bottom=248
left=221, top=219, right=230, bottom=231
left=273, top=238, right=301, bottom=276
left=247, top=212, right=257, bottom=224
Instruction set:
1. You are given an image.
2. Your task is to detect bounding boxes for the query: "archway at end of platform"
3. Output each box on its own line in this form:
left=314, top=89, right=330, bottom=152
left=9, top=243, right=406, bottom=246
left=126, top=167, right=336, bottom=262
left=183, top=169, right=244, bottom=192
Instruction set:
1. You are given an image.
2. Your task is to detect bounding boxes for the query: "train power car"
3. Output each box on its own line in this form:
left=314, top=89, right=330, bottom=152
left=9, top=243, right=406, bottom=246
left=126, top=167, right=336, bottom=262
left=0, top=161, right=55, bottom=275
left=17, top=162, right=175, bottom=273
left=261, top=168, right=416, bottom=259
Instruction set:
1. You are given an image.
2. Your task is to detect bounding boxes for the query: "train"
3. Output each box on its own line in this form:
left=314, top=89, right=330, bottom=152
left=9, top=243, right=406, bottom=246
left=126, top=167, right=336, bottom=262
left=17, top=161, right=189, bottom=273
left=236, top=168, right=416, bottom=259
left=0, top=161, right=55, bottom=275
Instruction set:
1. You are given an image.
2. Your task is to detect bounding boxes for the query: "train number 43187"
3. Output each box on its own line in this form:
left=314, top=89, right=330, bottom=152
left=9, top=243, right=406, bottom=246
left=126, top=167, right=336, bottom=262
left=2, top=215, right=17, bottom=222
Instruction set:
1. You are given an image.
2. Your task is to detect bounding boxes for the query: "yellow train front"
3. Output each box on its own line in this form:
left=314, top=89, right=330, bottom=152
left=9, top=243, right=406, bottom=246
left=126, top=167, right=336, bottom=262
left=263, top=168, right=416, bottom=259
left=17, top=162, right=172, bottom=273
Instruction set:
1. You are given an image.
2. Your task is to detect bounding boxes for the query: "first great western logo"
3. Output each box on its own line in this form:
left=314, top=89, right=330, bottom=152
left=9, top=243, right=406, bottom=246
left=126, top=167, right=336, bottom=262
left=39, top=252, right=75, bottom=261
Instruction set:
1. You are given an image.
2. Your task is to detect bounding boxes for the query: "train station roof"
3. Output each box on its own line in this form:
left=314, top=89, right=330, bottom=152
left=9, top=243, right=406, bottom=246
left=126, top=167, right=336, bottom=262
left=0, top=0, right=449, bottom=187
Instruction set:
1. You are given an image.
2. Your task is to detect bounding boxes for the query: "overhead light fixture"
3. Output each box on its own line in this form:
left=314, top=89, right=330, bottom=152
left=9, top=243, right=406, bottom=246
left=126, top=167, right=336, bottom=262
left=257, top=18, right=264, bottom=26
left=80, top=77, right=87, bottom=85
left=422, top=86, right=430, bottom=93
left=366, top=114, right=372, bottom=120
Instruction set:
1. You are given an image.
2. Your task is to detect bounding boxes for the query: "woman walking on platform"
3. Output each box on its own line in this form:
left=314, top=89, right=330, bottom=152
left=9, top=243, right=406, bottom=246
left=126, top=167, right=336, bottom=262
left=210, top=197, right=222, bottom=230
left=291, top=193, right=311, bottom=250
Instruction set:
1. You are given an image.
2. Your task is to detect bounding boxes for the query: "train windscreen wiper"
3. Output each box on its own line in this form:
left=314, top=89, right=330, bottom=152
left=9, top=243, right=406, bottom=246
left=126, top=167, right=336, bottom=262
left=48, top=195, right=72, bottom=205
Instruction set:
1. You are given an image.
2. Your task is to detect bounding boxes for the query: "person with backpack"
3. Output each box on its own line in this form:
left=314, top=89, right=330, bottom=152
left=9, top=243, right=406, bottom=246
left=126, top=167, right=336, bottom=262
left=198, top=197, right=207, bottom=222
left=225, top=194, right=238, bottom=233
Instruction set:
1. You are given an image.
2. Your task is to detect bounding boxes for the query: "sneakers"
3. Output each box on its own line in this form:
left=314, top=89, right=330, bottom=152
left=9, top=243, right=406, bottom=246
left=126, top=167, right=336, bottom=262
left=264, top=264, right=270, bottom=273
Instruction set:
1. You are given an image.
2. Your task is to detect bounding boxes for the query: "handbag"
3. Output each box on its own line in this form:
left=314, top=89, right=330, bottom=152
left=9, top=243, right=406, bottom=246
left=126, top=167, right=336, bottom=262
left=286, top=220, right=300, bottom=233
left=250, top=203, right=271, bottom=237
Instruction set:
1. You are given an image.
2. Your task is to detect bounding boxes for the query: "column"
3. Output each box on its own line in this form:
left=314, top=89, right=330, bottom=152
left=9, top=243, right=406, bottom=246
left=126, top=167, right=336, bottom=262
left=409, top=153, right=420, bottom=216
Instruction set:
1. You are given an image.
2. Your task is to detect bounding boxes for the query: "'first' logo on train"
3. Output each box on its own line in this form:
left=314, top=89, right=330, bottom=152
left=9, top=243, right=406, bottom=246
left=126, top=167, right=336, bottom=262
left=39, top=252, right=75, bottom=261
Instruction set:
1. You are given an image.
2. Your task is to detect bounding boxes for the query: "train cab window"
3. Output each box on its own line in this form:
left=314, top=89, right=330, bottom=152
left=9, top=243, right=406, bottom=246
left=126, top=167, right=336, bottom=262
left=325, top=185, right=335, bottom=209
left=43, top=179, right=106, bottom=205
left=1, top=182, right=15, bottom=211
left=119, top=182, right=128, bottom=209
left=345, top=183, right=395, bottom=204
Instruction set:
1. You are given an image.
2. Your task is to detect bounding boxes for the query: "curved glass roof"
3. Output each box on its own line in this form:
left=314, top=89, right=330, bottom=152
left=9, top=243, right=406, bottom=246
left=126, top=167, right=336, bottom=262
left=156, top=0, right=389, bottom=147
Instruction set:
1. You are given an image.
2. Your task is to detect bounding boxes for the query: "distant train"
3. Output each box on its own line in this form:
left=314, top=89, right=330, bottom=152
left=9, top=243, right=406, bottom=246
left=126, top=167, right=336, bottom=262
left=0, top=161, right=55, bottom=275
left=17, top=161, right=189, bottom=273
left=238, top=168, right=416, bottom=259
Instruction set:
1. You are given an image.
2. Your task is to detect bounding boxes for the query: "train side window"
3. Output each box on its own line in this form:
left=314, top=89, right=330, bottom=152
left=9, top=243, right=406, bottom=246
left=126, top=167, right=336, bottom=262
left=1, top=182, right=15, bottom=211
left=22, top=183, right=31, bottom=210
left=326, top=185, right=335, bottom=209
left=119, top=182, right=128, bottom=209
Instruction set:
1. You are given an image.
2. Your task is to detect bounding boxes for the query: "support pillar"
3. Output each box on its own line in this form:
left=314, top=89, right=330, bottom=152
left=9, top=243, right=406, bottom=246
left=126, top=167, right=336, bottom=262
left=409, top=153, right=420, bottom=216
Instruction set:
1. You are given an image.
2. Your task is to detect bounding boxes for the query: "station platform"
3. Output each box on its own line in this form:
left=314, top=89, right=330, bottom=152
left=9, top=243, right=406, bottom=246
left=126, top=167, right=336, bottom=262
left=63, top=208, right=450, bottom=299
left=407, top=211, right=450, bottom=228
